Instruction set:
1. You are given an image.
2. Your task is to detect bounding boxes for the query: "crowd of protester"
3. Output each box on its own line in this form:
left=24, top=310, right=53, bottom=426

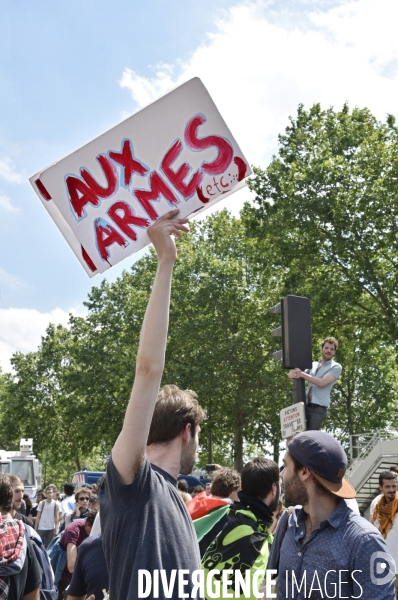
left=1, top=213, right=398, bottom=599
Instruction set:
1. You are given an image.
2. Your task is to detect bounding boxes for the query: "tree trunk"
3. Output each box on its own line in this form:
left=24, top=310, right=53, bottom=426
left=234, top=412, right=244, bottom=472
left=75, top=454, right=81, bottom=472
left=273, top=439, right=280, bottom=465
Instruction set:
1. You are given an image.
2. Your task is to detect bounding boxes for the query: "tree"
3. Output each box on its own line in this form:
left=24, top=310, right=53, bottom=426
left=244, top=104, right=398, bottom=346
left=243, top=103, right=398, bottom=438
left=163, top=211, right=290, bottom=468
left=0, top=324, right=108, bottom=487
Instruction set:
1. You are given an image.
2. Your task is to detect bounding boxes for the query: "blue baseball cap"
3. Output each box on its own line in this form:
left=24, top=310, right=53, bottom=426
left=288, top=430, right=356, bottom=498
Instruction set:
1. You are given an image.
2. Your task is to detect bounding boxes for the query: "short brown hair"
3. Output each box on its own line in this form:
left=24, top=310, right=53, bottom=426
left=8, top=475, right=23, bottom=488
left=321, top=337, right=338, bottom=351
left=75, top=487, right=91, bottom=502
left=147, top=385, right=204, bottom=445
left=0, top=475, right=13, bottom=512
left=211, top=469, right=240, bottom=498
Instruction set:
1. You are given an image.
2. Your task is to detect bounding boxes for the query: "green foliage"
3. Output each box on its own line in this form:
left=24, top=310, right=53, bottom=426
left=163, top=211, right=290, bottom=468
left=243, top=103, right=398, bottom=439
left=0, top=325, right=110, bottom=487
left=244, top=103, right=398, bottom=343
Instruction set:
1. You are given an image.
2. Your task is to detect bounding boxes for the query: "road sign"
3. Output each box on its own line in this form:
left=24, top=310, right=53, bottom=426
left=280, top=402, right=306, bottom=439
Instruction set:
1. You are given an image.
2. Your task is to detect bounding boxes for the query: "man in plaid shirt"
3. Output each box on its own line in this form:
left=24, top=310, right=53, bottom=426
left=0, top=475, right=41, bottom=600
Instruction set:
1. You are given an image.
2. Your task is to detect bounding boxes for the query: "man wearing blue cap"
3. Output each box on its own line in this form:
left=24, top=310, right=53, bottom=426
left=268, top=431, right=395, bottom=599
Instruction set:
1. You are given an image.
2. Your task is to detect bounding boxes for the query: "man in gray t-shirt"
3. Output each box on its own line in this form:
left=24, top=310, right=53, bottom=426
left=288, top=336, right=342, bottom=430
left=100, top=210, right=205, bottom=600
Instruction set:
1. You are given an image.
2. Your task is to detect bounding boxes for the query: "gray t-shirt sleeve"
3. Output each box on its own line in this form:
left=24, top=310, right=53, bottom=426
left=329, top=363, right=342, bottom=380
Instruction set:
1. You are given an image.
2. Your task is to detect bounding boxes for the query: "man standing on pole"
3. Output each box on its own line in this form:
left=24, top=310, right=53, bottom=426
left=288, top=336, right=341, bottom=430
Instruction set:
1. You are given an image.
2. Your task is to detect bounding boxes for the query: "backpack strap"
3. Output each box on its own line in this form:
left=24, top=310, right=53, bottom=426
left=275, top=506, right=295, bottom=572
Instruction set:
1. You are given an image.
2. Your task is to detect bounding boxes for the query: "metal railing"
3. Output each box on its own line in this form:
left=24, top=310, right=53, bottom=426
left=348, top=430, right=398, bottom=473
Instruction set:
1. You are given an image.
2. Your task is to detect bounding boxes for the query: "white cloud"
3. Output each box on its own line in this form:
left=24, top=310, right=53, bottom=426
left=119, top=63, right=176, bottom=108
left=0, top=157, right=24, bottom=184
left=0, top=307, right=85, bottom=373
left=0, top=193, right=19, bottom=213
left=118, top=0, right=398, bottom=171
left=0, top=268, right=26, bottom=291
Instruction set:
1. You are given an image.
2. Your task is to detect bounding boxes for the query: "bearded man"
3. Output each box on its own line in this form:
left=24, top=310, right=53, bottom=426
left=268, top=431, right=395, bottom=600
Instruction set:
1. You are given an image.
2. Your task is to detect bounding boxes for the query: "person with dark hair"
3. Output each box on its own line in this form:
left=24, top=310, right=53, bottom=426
left=29, top=491, right=44, bottom=526
left=35, top=486, right=60, bottom=547
left=23, top=494, right=33, bottom=518
left=370, top=471, right=398, bottom=524
left=177, top=480, right=192, bottom=501
left=61, top=483, right=75, bottom=516
left=66, top=530, right=109, bottom=600
left=288, top=336, right=342, bottom=430
left=177, top=479, right=189, bottom=493
left=190, top=485, right=204, bottom=498
left=268, top=431, right=395, bottom=600
left=65, top=488, right=91, bottom=527
left=0, top=474, right=42, bottom=600
left=99, top=211, right=204, bottom=600
left=88, top=494, right=99, bottom=511
left=373, top=471, right=398, bottom=593
left=188, top=469, right=241, bottom=557
left=8, top=475, right=34, bottom=528
left=210, top=469, right=240, bottom=500
left=57, top=510, right=97, bottom=600
left=202, top=458, right=279, bottom=599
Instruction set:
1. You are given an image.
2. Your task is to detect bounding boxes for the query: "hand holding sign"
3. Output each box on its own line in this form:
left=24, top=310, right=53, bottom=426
left=147, top=208, right=189, bottom=264
left=30, top=78, right=251, bottom=276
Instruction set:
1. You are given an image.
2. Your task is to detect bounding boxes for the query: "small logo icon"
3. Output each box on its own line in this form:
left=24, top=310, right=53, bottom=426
left=370, top=552, right=396, bottom=585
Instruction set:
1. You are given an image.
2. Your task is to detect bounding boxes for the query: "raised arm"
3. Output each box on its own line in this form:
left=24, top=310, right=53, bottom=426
left=111, top=209, right=189, bottom=484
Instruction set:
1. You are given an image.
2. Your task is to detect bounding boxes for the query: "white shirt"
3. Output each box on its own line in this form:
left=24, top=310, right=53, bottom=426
left=374, top=514, right=398, bottom=574
left=345, top=498, right=360, bottom=515
left=37, top=499, right=58, bottom=530
left=60, top=495, right=75, bottom=515
left=370, top=494, right=383, bottom=520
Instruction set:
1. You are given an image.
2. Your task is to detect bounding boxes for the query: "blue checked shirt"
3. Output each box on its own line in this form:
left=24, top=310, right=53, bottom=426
left=267, top=499, right=395, bottom=599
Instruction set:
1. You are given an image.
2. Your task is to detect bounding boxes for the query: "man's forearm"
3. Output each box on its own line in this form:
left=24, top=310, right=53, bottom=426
left=34, top=514, right=40, bottom=531
left=300, top=372, right=321, bottom=385
left=300, top=372, right=334, bottom=388
left=135, top=259, right=174, bottom=378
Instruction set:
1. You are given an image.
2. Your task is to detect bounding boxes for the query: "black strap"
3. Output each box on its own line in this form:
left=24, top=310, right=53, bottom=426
left=275, top=507, right=295, bottom=572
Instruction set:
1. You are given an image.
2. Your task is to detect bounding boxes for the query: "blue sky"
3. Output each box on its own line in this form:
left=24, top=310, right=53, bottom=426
left=1, top=0, right=398, bottom=370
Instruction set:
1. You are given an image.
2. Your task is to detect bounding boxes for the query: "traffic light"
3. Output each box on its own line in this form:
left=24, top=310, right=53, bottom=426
left=271, top=295, right=312, bottom=370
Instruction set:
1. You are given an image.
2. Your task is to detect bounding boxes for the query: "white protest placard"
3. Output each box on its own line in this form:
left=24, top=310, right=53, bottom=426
left=30, top=77, right=251, bottom=277
left=280, top=402, right=306, bottom=439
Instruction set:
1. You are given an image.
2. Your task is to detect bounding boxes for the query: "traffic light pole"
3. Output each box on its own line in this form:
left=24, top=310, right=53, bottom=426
left=271, top=295, right=312, bottom=408
left=293, top=378, right=306, bottom=405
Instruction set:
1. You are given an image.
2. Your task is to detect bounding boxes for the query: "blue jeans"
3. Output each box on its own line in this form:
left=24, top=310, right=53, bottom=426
left=305, top=403, right=327, bottom=430
left=38, top=529, right=54, bottom=548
